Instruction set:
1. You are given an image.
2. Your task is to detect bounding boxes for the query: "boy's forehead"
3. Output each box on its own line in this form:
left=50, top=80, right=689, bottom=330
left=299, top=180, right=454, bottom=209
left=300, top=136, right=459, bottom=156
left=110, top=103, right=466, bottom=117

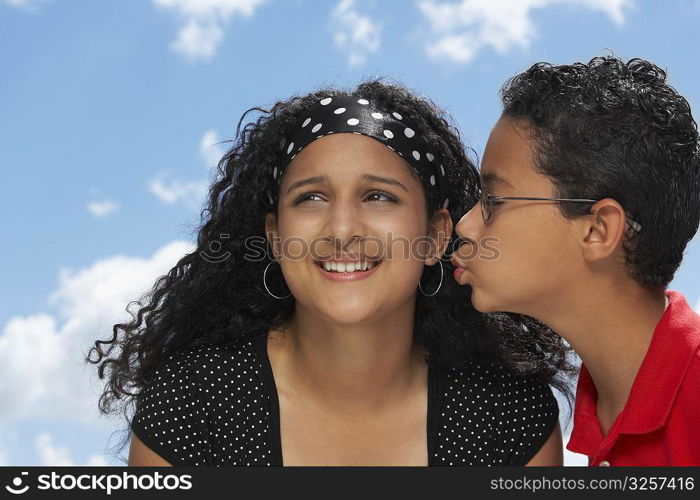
left=480, top=170, right=514, bottom=189
left=480, top=117, right=539, bottom=187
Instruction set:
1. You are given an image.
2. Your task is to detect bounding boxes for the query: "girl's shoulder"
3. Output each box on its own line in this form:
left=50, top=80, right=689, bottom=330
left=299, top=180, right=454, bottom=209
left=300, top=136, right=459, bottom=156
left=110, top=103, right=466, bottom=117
left=173, top=338, right=264, bottom=379
left=433, top=359, right=560, bottom=465
left=130, top=336, right=272, bottom=465
left=438, top=358, right=559, bottom=412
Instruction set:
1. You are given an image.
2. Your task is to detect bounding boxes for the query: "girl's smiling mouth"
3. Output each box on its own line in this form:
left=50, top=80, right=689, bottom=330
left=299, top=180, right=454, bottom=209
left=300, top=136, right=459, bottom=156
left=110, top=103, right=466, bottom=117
left=313, top=257, right=383, bottom=281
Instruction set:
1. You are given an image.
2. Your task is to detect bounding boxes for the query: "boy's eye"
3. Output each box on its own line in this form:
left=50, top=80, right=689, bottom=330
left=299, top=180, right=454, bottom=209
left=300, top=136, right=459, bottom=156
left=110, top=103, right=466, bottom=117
left=489, top=197, right=505, bottom=206
left=482, top=190, right=503, bottom=206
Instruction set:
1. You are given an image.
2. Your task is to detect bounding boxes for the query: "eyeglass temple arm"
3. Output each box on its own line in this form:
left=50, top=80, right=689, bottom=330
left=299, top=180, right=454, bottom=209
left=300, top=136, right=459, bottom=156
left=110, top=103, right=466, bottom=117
left=488, top=196, right=642, bottom=232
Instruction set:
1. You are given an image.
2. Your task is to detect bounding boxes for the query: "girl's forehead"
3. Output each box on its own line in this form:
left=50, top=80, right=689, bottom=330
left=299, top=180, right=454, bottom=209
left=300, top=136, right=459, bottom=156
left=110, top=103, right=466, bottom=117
left=282, top=133, right=421, bottom=183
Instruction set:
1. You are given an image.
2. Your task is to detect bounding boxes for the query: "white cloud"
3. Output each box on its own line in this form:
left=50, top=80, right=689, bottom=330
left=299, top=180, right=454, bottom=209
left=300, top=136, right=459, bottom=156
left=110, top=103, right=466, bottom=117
left=330, top=0, right=381, bottom=67
left=3, top=0, right=57, bottom=11
left=170, top=18, right=223, bottom=60
left=0, top=241, right=193, bottom=465
left=2, top=0, right=46, bottom=9
left=0, top=241, right=194, bottom=431
left=417, top=0, right=634, bottom=64
left=150, top=129, right=225, bottom=208
left=152, top=0, right=268, bottom=61
left=0, top=314, right=65, bottom=420
left=87, top=454, right=109, bottom=466
left=87, top=199, right=120, bottom=218
left=199, top=129, right=227, bottom=169
left=36, top=433, right=74, bottom=466
left=36, top=433, right=109, bottom=466
left=149, top=175, right=208, bottom=208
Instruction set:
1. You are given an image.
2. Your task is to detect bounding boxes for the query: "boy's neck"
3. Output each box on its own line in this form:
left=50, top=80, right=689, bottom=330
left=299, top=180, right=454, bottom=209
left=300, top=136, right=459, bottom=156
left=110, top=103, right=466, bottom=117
left=538, top=280, right=668, bottom=435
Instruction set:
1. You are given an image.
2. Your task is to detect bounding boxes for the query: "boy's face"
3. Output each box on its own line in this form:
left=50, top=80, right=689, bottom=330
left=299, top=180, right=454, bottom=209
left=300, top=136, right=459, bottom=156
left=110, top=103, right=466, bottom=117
left=453, top=116, right=586, bottom=315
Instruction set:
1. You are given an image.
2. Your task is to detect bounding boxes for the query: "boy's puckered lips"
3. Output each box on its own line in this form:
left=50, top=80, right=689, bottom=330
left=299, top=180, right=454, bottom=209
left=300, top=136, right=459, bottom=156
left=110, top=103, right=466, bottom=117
left=450, top=242, right=475, bottom=270
left=450, top=253, right=467, bottom=270
left=450, top=252, right=472, bottom=285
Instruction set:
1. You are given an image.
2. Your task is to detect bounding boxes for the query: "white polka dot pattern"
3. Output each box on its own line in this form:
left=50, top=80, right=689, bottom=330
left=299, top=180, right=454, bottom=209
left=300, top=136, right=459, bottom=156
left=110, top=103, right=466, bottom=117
left=433, top=362, right=559, bottom=466
left=131, top=340, right=558, bottom=466
left=273, top=95, right=450, bottom=209
left=131, top=341, right=275, bottom=466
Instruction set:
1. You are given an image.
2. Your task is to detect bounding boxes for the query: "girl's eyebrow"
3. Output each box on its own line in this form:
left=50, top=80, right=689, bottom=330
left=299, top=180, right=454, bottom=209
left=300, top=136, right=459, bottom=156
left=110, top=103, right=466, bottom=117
left=286, top=175, right=329, bottom=194
left=360, top=174, right=409, bottom=193
left=286, top=174, right=409, bottom=194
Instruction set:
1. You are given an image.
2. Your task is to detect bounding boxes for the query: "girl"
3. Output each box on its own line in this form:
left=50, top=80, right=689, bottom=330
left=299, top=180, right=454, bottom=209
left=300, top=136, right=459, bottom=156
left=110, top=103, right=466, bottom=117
left=89, top=81, right=572, bottom=466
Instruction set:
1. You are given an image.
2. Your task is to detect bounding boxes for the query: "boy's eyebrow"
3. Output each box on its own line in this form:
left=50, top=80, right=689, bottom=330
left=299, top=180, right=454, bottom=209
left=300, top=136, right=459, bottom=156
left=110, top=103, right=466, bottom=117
left=481, top=172, right=514, bottom=189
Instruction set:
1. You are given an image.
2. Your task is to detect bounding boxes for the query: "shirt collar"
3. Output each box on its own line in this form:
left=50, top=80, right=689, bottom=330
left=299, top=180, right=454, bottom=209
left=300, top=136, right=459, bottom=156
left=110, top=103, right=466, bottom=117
left=617, top=290, right=700, bottom=433
left=567, top=290, right=700, bottom=454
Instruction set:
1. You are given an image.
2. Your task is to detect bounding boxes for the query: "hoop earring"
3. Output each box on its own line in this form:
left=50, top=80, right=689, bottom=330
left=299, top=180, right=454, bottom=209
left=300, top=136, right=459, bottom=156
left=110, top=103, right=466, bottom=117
left=418, top=259, right=444, bottom=297
left=263, top=260, right=292, bottom=300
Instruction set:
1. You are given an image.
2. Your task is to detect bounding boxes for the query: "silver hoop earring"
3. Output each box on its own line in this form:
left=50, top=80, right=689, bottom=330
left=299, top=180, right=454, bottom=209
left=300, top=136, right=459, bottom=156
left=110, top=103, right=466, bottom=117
left=263, top=260, right=292, bottom=300
left=418, top=259, right=444, bottom=297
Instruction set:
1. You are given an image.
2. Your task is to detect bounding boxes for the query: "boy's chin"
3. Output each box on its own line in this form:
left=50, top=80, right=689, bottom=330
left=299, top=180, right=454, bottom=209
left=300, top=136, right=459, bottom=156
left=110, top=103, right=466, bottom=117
left=469, top=288, right=498, bottom=313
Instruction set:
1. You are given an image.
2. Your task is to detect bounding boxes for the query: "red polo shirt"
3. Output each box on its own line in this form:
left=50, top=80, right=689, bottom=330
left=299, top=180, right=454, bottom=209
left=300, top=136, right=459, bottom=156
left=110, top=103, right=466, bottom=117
left=566, top=290, right=700, bottom=466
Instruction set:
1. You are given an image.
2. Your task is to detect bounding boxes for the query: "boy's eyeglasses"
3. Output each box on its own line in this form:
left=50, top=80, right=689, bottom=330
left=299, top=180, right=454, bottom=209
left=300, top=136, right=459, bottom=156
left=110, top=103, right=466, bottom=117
left=479, top=188, right=643, bottom=233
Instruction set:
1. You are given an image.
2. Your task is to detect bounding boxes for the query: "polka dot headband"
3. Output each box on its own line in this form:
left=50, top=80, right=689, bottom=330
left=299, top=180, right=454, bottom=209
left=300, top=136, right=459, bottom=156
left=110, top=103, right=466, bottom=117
left=272, top=95, right=450, bottom=209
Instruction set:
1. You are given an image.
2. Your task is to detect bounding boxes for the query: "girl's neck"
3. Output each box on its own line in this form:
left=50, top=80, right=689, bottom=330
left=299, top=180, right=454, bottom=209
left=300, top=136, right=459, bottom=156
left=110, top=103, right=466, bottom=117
left=267, top=300, right=427, bottom=412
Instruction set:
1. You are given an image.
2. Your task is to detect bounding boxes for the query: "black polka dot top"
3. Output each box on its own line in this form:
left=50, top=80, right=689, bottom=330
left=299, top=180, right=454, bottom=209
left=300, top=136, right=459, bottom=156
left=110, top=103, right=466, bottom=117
left=131, top=335, right=559, bottom=466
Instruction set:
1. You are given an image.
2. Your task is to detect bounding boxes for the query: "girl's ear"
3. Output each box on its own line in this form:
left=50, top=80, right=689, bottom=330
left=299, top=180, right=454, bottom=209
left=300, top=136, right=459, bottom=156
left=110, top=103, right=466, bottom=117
left=265, top=212, right=280, bottom=258
left=427, top=208, right=454, bottom=265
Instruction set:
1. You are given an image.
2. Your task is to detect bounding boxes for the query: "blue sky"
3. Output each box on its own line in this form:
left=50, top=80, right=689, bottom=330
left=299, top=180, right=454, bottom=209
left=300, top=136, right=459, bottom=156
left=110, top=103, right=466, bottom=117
left=1, top=0, right=698, bottom=466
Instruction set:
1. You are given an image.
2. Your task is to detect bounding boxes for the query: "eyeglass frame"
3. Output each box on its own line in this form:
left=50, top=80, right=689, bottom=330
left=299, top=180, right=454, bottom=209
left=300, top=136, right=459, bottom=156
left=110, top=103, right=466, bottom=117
left=478, top=187, right=642, bottom=233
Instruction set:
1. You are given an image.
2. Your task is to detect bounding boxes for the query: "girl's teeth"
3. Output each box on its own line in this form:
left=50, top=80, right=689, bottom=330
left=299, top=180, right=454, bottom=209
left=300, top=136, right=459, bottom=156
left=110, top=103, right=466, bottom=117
left=320, top=261, right=377, bottom=273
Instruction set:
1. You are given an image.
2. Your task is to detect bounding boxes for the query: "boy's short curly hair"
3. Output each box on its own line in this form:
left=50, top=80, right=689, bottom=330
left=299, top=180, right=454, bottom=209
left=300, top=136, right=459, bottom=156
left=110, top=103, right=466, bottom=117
left=501, top=56, right=700, bottom=287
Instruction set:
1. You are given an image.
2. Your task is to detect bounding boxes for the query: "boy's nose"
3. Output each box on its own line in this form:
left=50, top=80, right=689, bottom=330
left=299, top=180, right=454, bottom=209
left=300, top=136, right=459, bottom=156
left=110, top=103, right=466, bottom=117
left=455, top=204, right=483, bottom=241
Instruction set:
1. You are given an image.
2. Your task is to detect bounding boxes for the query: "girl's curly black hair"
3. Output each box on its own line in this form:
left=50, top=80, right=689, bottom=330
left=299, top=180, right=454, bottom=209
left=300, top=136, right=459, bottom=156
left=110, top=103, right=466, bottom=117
left=87, top=79, right=576, bottom=460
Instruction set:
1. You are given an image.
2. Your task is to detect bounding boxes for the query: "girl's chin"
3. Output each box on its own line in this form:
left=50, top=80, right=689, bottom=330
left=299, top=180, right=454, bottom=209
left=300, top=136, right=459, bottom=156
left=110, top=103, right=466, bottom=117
left=310, top=301, right=385, bottom=325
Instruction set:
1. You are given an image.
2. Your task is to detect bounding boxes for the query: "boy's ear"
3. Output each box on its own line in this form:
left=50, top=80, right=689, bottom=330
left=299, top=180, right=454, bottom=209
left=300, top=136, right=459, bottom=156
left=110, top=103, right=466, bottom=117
left=427, top=208, right=454, bottom=266
left=579, top=198, right=628, bottom=263
left=265, top=212, right=280, bottom=258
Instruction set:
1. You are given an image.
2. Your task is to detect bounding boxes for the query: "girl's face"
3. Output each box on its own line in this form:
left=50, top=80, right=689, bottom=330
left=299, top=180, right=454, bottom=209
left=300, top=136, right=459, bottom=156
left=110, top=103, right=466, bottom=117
left=266, top=132, right=452, bottom=325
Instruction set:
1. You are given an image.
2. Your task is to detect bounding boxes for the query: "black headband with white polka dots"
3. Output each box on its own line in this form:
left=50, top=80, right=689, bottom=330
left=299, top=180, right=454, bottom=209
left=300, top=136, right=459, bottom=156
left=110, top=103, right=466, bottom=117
left=272, top=95, right=449, bottom=209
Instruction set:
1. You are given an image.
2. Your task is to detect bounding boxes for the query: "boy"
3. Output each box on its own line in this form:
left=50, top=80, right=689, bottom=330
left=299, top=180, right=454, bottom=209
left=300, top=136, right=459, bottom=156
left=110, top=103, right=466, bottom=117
left=452, top=56, right=700, bottom=465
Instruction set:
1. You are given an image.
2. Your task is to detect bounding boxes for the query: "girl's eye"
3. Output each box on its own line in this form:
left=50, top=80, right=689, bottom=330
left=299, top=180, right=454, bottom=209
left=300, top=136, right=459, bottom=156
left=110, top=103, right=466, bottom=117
left=294, top=193, right=325, bottom=204
left=293, top=191, right=398, bottom=205
left=365, top=191, right=398, bottom=202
